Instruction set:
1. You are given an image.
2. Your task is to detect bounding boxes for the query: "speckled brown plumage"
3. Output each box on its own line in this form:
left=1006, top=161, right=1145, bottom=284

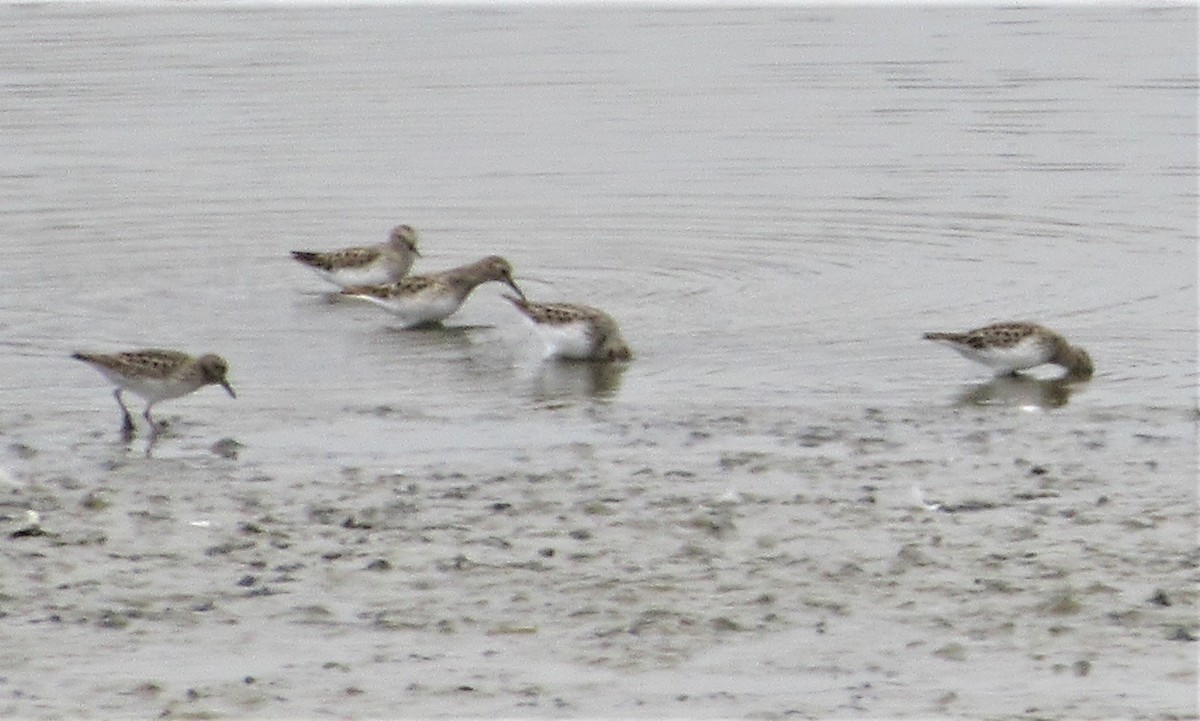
left=291, top=224, right=420, bottom=286
left=340, top=256, right=523, bottom=328
left=72, top=349, right=236, bottom=438
left=505, top=295, right=632, bottom=362
left=923, top=321, right=1093, bottom=378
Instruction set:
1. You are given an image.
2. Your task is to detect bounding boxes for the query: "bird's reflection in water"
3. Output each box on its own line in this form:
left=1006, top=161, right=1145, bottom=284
left=954, top=372, right=1091, bottom=409
left=526, top=360, right=627, bottom=402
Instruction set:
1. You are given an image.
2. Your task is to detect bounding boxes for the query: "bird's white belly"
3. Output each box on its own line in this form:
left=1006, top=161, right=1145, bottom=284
left=533, top=321, right=595, bottom=360
left=943, top=336, right=1050, bottom=372
left=100, top=370, right=195, bottom=404
left=358, top=292, right=461, bottom=327
left=316, top=263, right=391, bottom=289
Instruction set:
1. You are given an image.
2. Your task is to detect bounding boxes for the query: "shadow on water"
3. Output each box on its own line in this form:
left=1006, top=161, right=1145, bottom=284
left=372, top=322, right=495, bottom=352
left=953, top=373, right=1092, bottom=409
left=521, top=360, right=628, bottom=403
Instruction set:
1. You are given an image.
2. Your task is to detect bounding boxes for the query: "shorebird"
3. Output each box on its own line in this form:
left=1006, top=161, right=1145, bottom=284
left=72, top=349, right=236, bottom=438
left=340, top=255, right=523, bottom=328
left=503, top=295, right=631, bottom=362
left=923, top=321, right=1093, bottom=379
left=291, top=224, right=420, bottom=288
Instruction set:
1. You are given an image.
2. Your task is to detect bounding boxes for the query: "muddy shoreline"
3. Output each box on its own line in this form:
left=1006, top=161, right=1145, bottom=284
left=2, top=402, right=1194, bottom=719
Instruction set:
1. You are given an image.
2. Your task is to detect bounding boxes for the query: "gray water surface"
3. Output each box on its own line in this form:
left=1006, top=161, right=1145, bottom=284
left=3, top=6, right=1194, bottom=441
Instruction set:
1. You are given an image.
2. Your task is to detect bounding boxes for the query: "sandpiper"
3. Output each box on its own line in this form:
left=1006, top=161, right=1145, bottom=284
left=340, top=255, right=524, bottom=328
left=923, top=321, right=1093, bottom=379
left=504, top=295, right=632, bottom=362
left=72, top=349, right=236, bottom=437
left=291, top=224, right=420, bottom=288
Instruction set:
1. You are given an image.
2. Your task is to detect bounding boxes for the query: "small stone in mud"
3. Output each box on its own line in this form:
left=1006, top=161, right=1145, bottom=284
left=210, top=437, right=243, bottom=459
left=686, top=514, right=734, bottom=537
left=942, top=499, right=999, bottom=513
left=1029, top=465, right=1048, bottom=476
left=80, top=491, right=109, bottom=511
left=437, top=554, right=474, bottom=571
left=1041, top=587, right=1082, bottom=615
left=365, top=558, right=391, bottom=572
left=1168, top=626, right=1197, bottom=642
left=711, top=616, right=742, bottom=632
left=487, top=625, right=537, bottom=635
left=8, top=442, right=37, bottom=459
left=205, top=540, right=254, bottom=556
left=933, top=643, right=967, bottom=661
left=97, top=610, right=129, bottom=629
left=236, top=574, right=257, bottom=587
left=895, top=544, right=935, bottom=568
left=1147, top=589, right=1172, bottom=607
left=9, top=524, right=47, bottom=539
left=538, top=547, right=555, bottom=558
left=580, top=501, right=615, bottom=516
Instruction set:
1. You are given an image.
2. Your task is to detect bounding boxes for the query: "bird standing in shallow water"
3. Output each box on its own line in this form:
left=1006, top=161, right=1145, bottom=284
left=291, top=224, right=420, bottom=288
left=340, top=255, right=524, bottom=328
left=923, top=321, right=1093, bottom=379
left=72, top=349, right=237, bottom=438
left=504, top=295, right=632, bottom=362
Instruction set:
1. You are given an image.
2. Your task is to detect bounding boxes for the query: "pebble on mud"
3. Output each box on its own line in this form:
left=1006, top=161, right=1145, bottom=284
left=933, top=643, right=967, bottom=661
left=1040, top=587, right=1082, bottom=615
left=1148, top=589, right=1172, bottom=607
left=210, top=437, right=243, bottom=459
left=80, top=491, right=109, bottom=511
left=1168, top=626, right=1197, bottom=642
left=9, top=524, right=48, bottom=539
left=97, top=610, right=131, bottom=629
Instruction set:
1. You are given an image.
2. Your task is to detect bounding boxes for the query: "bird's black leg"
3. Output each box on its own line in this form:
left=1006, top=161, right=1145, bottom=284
left=115, top=389, right=135, bottom=440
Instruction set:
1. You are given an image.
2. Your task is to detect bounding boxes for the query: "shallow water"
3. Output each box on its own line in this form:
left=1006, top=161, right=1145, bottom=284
left=2, top=4, right=1194, bottom=425
left=1, top=4, right=1196, bottom=719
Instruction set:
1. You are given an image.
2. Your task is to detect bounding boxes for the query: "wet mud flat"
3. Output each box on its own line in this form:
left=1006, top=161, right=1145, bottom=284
left=1, top=401, right=1195, bottom=719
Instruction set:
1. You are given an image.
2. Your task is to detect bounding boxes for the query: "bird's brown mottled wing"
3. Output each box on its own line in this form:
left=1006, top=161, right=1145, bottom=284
left=292, top=246, right=381, bottom=271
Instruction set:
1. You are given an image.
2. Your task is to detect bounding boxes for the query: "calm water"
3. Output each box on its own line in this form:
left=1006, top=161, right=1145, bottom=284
left=0, top=5, right=1195, bottom=462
